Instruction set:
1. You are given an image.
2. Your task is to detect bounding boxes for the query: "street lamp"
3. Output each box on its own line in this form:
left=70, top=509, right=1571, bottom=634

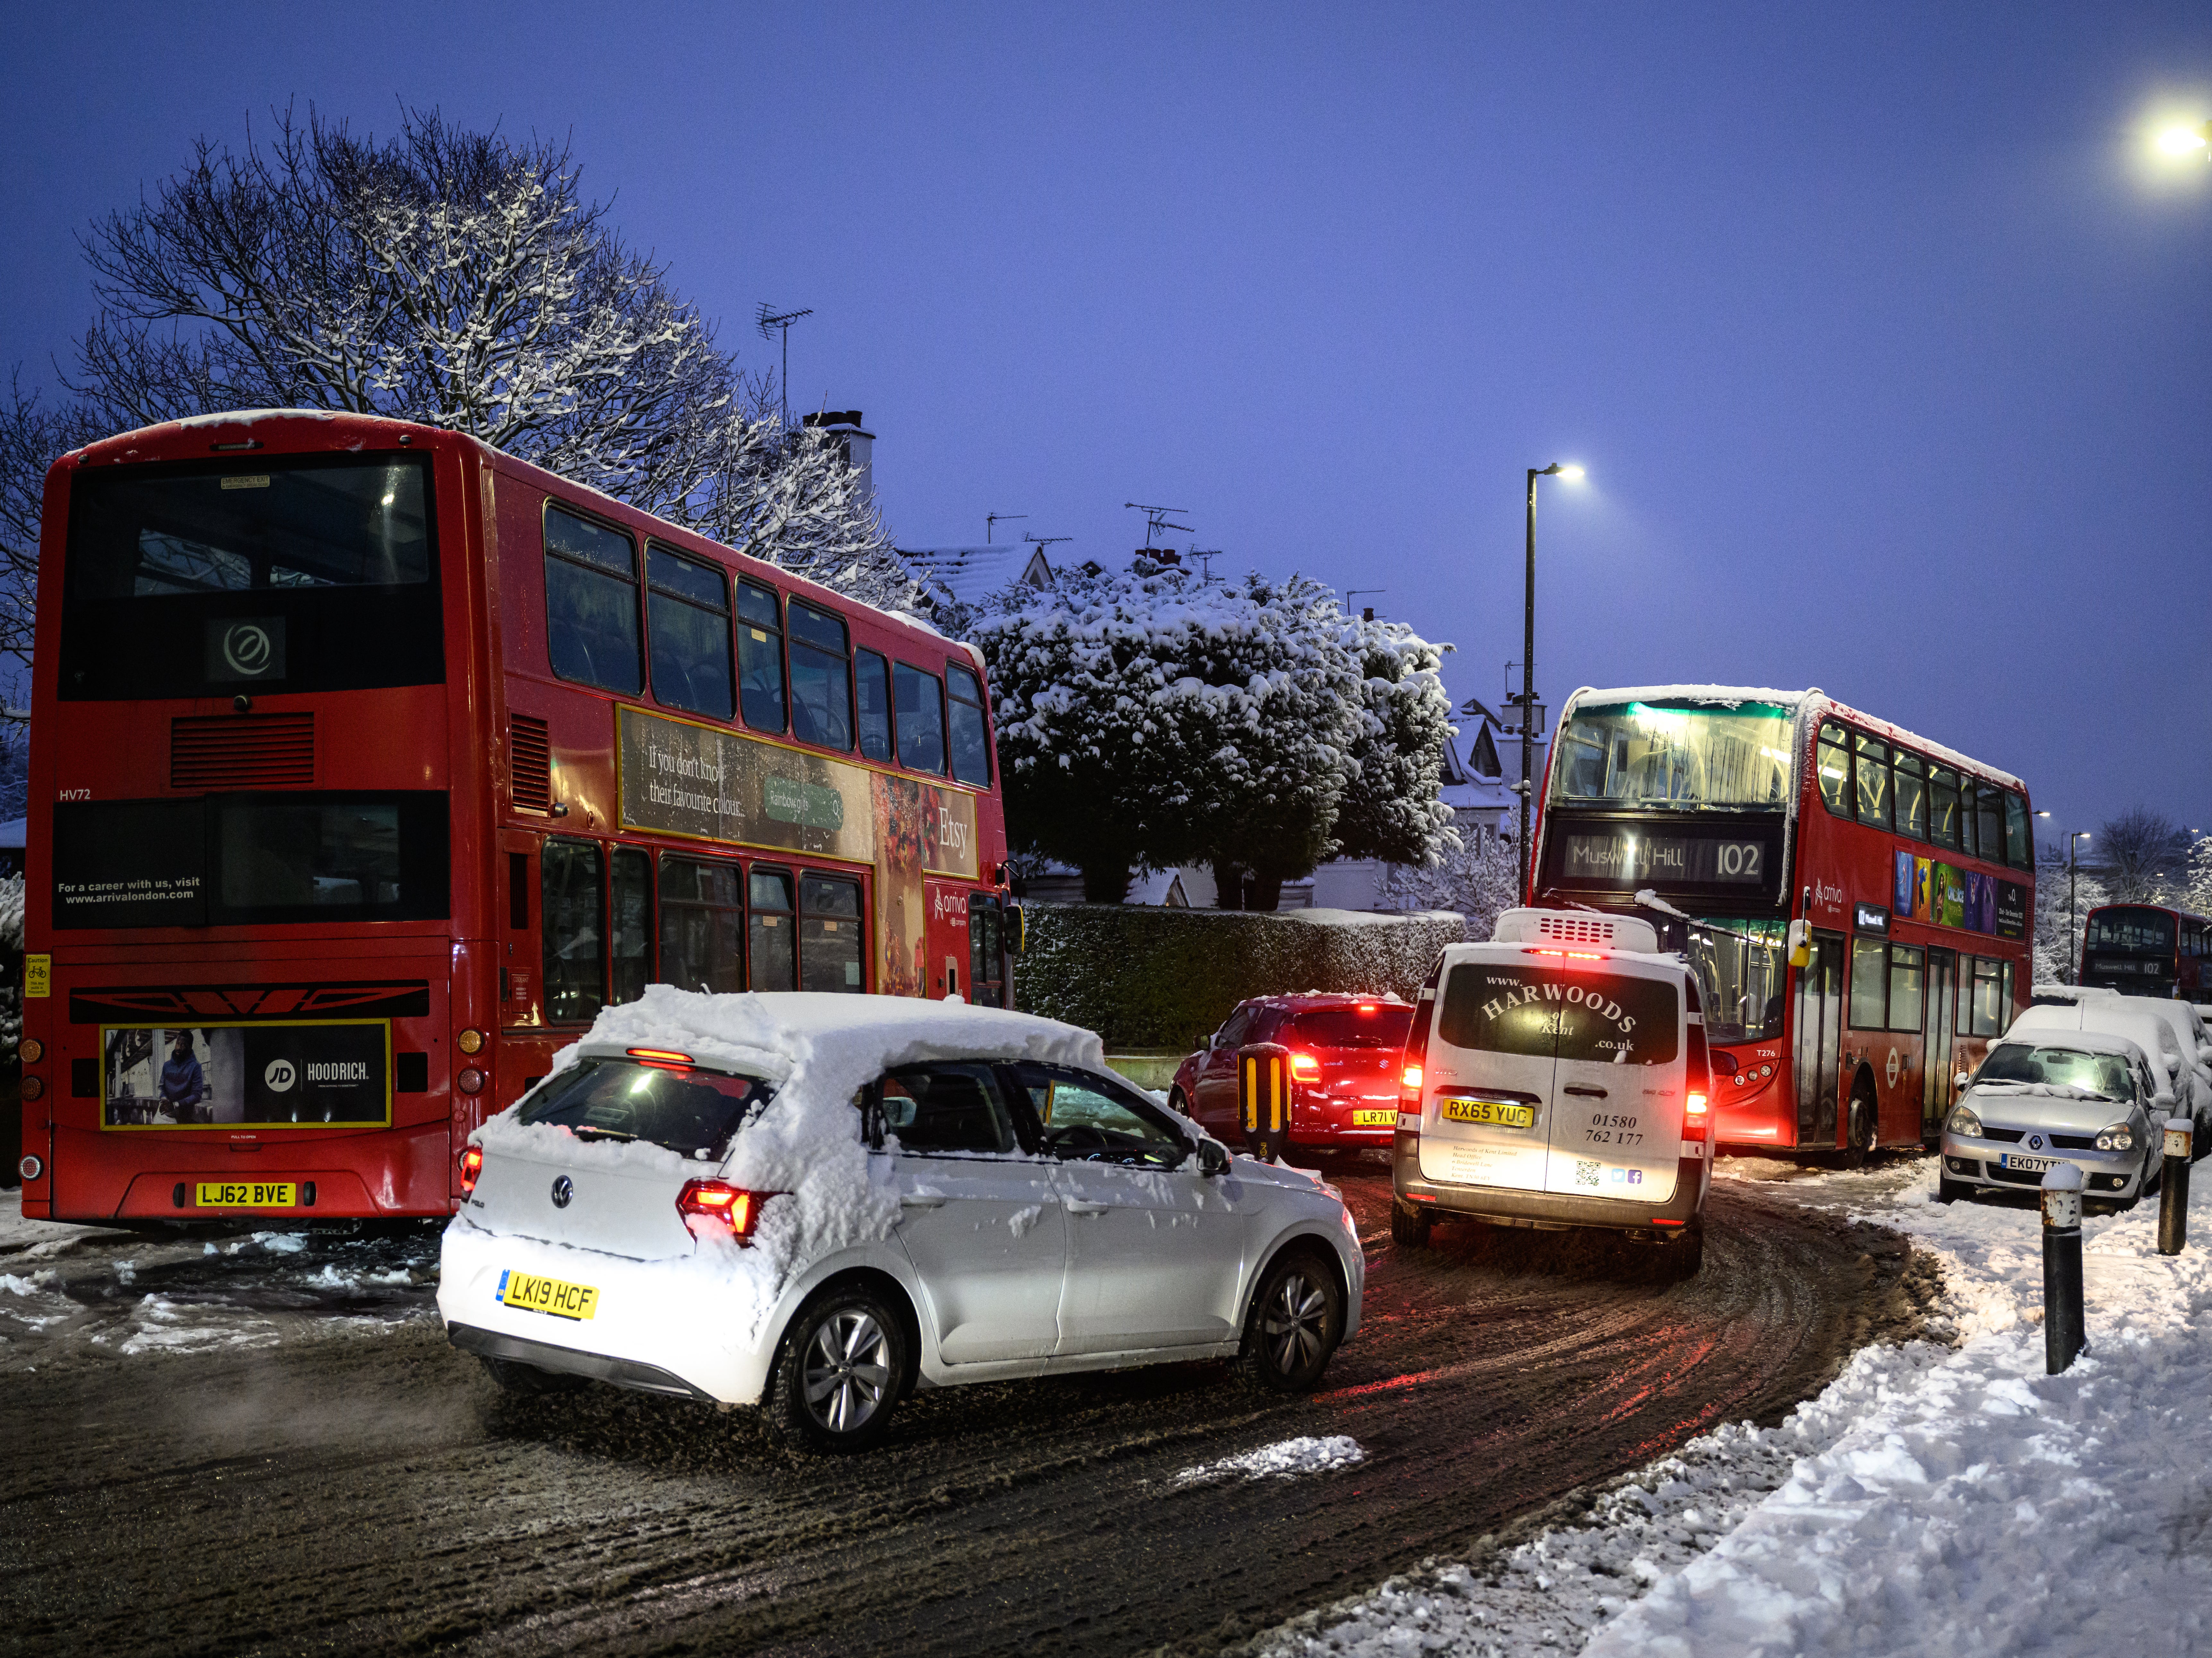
left=1516, top=463, right=1586, bottom=895
left=2156, top=118, right=2211, bottom=159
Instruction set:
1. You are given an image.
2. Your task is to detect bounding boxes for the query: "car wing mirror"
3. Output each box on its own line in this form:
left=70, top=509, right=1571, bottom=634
left=1953, top=1071, right=1970, bottom=1090
left=1197, top=1139, right=1230, bottom=1178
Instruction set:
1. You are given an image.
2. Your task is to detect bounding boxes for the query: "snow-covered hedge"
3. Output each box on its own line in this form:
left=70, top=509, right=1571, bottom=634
left=1013, top=901, right=1465, bottom=1051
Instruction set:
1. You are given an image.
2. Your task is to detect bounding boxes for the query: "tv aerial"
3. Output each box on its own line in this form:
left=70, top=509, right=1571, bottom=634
left=986, top=513, right=1027, bottom=543
left=756, top=303, right=814, bottom=424
left=1124, top=502, right=1193, bottom=547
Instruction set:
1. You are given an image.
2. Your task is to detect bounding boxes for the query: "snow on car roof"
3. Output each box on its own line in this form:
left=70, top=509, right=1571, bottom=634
left=1991, top=1026, right=2148, bottom=1060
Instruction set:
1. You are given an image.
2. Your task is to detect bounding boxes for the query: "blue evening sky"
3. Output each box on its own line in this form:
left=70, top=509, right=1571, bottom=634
left=4, top=2, right=2208, bottom=840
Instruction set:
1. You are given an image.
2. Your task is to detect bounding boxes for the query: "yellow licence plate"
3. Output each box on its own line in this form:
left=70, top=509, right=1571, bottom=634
left=1440, top=1097, right=1536, bottom=1129
left=1352, top=1108, right=1399, bottom=1126
left=497, top=1270, right=600, bottom=1322
left=195, top=1181, right=297, bottom=1209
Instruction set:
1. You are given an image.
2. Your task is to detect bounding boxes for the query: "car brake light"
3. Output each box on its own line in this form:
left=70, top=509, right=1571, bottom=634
left=676, top=1179, right=769, bottom=1244
left=458, top=1145, right=483, bottom=1195
left=628, top=1047, right=695, bottom=1070
left=1289, top=1052, right=1321, bottom=1082
left=1357, top=1003, right=1378, bottom=1014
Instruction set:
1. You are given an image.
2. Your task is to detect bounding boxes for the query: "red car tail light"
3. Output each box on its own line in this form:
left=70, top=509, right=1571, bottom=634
left=1289, top=1052, right=1321, bottom=1083
left=677, top=1179, right=770, bottom=1244
left=458, top=1145, right=483, bottom=1195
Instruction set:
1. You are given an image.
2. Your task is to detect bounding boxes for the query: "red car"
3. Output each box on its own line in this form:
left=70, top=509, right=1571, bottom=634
left=1169, top=993, right=1417, bottom=1153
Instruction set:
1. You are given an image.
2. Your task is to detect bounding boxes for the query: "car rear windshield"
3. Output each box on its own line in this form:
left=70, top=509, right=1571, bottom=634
left=1977, top=1044, right=2134, bottom=1100
left=518, top=1059, right=774, bottom=1160
left=2085, top=909, right=2176, bottom=953
left=1290, top=1006, right=1415, bottom=1048
left=1437, top=963, right=1680, bottom=1064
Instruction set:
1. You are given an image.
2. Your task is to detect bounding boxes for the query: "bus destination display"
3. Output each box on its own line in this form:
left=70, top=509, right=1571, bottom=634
left=1556, top=831, right=1769, bottom=890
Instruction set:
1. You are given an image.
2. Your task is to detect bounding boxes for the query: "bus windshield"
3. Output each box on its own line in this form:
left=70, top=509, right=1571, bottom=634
left=2085, top=908, right=2175, bottom=953
left=1684, top=917, right=1788, bottom=1043
left=1552, top=701, right=1792, bottom=811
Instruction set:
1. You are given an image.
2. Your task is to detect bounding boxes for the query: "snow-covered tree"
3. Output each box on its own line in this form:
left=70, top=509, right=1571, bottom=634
left=2188, top=833, right=2212, bottom=919
left=2033, top=843, right=2108, bottom=986
left=1329, top=611, right=1460, bottom=870
left=2091, top=805, right=2189, bottom=906
left=1380, top=825, right=1520, bottom=937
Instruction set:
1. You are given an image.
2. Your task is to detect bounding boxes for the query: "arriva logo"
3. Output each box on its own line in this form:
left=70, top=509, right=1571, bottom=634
left=223, top=622, right=274, bottom=677
left=264, top=1058, right=298, bottom=1093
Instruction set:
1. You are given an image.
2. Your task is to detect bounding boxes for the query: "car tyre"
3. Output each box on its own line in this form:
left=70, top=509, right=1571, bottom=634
left=1237, top=1249, right=1344, bottom=1394
left=1389, top=1199, right=1432, bottom=1248
left=1661, top=1220, right=1705, bottom=1281
left=479, top=1355, right=588, bottom=1396
left=1936, top=1174, right=1970, bottom=1205
left=762, top=1285, right=909, bottom=1454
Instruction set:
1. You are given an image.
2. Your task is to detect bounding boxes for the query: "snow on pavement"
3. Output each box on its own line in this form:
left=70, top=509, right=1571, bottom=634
left=1176, top=1436, right=1368, bottom=1486
left=1258, top=1158, right=2212, bottom=1657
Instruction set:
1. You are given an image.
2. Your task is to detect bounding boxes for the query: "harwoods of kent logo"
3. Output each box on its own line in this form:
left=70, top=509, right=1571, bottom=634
left=222, top=622, right=274, bottom=677
left=264, top=1058, right=298, bottom=1093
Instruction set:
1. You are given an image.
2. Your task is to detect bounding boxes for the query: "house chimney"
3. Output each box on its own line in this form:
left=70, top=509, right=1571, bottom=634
left=801, top=410, right=875, bottom=503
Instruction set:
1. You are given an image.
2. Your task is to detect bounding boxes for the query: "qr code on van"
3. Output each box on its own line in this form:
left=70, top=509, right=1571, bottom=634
left=1575, top=1159, right=1601, bottom=1188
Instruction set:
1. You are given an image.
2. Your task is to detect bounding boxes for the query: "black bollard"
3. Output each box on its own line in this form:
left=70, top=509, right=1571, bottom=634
left=1238, top=1043, right=1291, bottom=1164
left=2159, top=1116, right=2192, bottom=1258
left=2042, top=1164, right=2086, bottom=1375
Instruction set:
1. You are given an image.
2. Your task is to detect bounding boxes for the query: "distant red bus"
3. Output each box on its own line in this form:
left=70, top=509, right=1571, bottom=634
left=17, top=411, right=1013, bottom=1225
left=2078, top=905, right=2211, bottom=1002
left=1529, top=688, right=2035, bottom=1156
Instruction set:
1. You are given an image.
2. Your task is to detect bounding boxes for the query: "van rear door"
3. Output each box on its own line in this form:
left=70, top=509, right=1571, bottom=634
left=1541, top=964, right=1683, bottom=1203
left=1416, top=957, right=1557, bottom=1192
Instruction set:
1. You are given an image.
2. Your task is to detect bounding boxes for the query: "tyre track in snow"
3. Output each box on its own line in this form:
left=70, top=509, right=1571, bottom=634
left=0, top=1169, right=1928, bottom=1658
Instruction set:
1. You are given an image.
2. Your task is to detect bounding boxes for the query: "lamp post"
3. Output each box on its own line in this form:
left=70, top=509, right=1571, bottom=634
left=1517, top=463, right=1584, bottom=895
left=2156, top=118, right=2211, bottom=161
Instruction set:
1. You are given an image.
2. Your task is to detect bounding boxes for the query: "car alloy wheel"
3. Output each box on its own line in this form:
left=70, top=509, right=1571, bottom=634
left=1263, top=1269, right=1328, bottom=1374
left=803, top=1307, right=893, bottom=1435
left=1238, top=1250, right=1343, bottom=1394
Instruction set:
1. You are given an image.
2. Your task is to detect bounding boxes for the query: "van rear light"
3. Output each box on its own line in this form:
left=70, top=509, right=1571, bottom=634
left=458, top=1145, right=483, bottom=1195
left=1289, top=1052, right=1321, bottom=1083
left=677, top=1179, right=770, bottom=1244
left=1683, top=1091, right=1709, bottom=1141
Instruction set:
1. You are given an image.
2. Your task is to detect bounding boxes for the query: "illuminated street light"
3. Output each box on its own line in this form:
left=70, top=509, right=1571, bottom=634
left=1515, top=462, right=1588, bottom=894
left=2156, top=119, right=2210, bottom=157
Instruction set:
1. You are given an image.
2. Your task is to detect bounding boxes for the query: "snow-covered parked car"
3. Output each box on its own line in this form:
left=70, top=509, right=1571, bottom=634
left=2006, top=997, right=2202, bottom=1141
left=1938, top=1029, right=2169, bottom=1206
left=438, top=990, right=1363, bottom=1451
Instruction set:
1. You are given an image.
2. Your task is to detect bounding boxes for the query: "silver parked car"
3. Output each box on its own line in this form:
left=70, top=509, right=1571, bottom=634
left=1938, top=1029, right=2170, bottom=1206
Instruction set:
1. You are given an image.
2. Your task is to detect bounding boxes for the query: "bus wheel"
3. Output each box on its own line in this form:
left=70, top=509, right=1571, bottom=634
left=1842, top=1080, right=1877, bottom=1169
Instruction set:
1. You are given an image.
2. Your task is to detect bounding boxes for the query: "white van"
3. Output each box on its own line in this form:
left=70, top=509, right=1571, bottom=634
left=1391, top=909, right=1713, bottom=1273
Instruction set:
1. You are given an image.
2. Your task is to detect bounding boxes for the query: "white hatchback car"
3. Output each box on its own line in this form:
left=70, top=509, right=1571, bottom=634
left=439, top=990, right=1363, bottom=1451
left=1938, top=1029, right=2168, bottom=1206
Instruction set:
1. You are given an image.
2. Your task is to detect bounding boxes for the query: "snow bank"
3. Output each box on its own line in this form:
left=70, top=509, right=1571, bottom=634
left=1261, top=1164, right=2212, bottom=1657
left=465, top=988, right=1107, bottom=1339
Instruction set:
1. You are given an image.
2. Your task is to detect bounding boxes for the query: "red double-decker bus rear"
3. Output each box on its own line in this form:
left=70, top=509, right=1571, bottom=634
left=17, top=411, right=1011, bottom=1224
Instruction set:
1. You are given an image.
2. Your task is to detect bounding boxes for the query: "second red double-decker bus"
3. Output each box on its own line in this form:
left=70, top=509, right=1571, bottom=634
left=17, top=410, right=1014, bottom=1225
left=1529, top=686, right=2035, bottom=1157
left=2078, top=904, right=2212, bottom=1002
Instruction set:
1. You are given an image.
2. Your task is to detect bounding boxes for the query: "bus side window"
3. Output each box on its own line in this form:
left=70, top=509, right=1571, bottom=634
left=893, top=661, right=948, bottom=774
left=1848, top=937, right=1889, bottom=1030
left=1852, top=733, right=1891, bottom=830
left=1927, top=765, right=1962, bottom=851
left=2003, top=792, right=2032, bottom=868
left=737, top=580, right=787, bottom=733
left=1816, top=725, right=1851, bottom=816
left=750, top=866, right=797, bottom=991
left=1886, top=944, right=1923, bottom=1032
left=660, top=857, right=745, bottom=993
left=1892, top=752, right=1927, bottom=840
left=855, top=649, right=893, bottom=762
left=542, top=838, right=606, bottom=1024
left=788, top=601, right=854, bottom=750
left=947, top=664, right=992, bottom=787
left=800, top=873, right=864, bottom=992
left=610, top=847, right=652, bottom=1006
left=646, top=543, right=735, bottom=720
left=544, top=505, right=642, bottom=695
left=2000, top=960, right=2016, bottom=1024
left=1974, top=786, right=2003, bottom=866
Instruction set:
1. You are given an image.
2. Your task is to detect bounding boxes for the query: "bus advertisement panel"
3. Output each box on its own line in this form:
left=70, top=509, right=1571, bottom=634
left=1530, top=687, right=2034, bottom=1157
left=17, top=411, right=1013, bottom=1225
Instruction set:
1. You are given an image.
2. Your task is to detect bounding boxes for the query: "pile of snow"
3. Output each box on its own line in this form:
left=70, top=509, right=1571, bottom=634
left=1260, top=1161, right=2212, bottom=1657
left=1176, top=1435, right=1367, bottom=1486
left=463, top=988, right=1108, bottom=1339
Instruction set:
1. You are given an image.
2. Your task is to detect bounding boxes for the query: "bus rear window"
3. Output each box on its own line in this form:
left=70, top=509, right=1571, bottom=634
left=2086, top=909, right=2176, bottom=952
left=519, top=1058, right=773, bottom=1160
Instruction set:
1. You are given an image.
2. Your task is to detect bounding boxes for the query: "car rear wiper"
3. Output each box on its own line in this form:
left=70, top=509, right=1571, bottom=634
left=570, top=1125, right=637, bottom=1143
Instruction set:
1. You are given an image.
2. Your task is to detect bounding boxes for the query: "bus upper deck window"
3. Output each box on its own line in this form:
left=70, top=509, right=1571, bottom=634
left=1892, top=752, right=1927, bottom=840
left=1974, top=786, right=2004, bottom=866
left=1852, top=733, right=1891, bottom=830
left=544, top=506, right=641, bottom=696
left=946, top=663, right=992, bottom=787
left=1816, top=725, right=1850, bottom=816
left=1927, top=764, right=1962, bottom=851
left=2003, top=793, right=2032, bottom=868
left=893, top=661, right=947, bottom=775
left=788, top=601, right=854, bottom=751
left=646, top=544, right=733, bottom=720
left=737, top=580, right=786, bottom=733
left=855, top=649, right=893, bottom=763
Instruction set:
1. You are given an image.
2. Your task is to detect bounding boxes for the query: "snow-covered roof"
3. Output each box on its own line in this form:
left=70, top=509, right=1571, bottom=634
left=902, top=544, right=1054, bottom=607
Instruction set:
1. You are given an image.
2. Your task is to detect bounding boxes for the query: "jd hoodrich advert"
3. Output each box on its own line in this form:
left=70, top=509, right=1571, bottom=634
left=102, top=1022, right=390, bottom=1128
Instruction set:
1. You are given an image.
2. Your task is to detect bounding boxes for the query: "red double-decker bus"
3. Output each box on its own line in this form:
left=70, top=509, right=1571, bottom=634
left=2077, top=904, right=2211, bottom=1002
left=15, top=411, right=1014, bottom=1224
left=1529, top=687, right=2035, bottom=1157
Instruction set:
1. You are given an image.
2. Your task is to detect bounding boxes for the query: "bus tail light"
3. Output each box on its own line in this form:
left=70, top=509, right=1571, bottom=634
left=457, top=1028, right=485, bottom=1055
left=18, top=1155, right=41, bottom=1182
left=457, top=1068, right=486, bottom=1095
left=20, top=1076, right=41, bottom=1102
left=458, top=1145, right=483, bottom=1195
left=19, top=1037, right=41, bottom=1064
left=677, top=1180, right=769, bottom=1244
left=1289, top=1052, right=1321, bottom=1083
